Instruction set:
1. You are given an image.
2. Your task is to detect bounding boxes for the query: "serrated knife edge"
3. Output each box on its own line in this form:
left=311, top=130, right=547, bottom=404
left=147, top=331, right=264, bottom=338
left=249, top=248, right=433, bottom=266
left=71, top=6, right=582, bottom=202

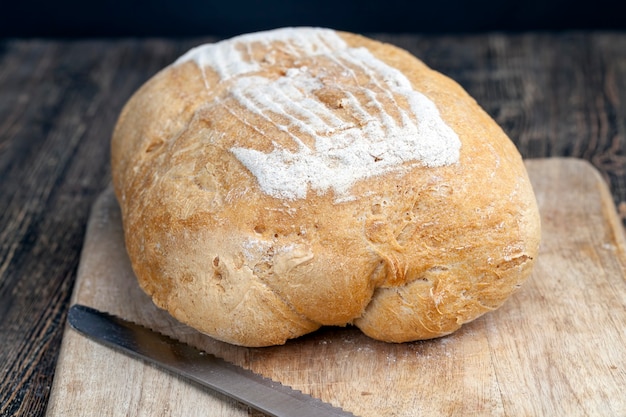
left=67, top=304, right=358, bottom=417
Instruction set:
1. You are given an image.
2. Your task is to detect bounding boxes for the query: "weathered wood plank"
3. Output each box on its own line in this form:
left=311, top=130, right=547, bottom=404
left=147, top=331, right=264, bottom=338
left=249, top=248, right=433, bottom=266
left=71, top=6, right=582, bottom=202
left=0, top=38, right=201, bottom=417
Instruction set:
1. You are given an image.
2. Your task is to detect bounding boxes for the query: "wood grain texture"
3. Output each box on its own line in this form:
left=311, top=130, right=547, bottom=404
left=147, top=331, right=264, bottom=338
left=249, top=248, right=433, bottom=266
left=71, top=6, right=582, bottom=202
left=0, top=38, right=205, bottom=417
left=1, top=33, right=626, bottom=416
left=44, top=159, right=626, bottom=416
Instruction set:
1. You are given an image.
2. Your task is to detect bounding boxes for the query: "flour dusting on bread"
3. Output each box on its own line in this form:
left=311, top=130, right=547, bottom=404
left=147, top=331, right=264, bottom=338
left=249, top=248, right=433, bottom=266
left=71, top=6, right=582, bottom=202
left=176, top=27, right=461, bottom=200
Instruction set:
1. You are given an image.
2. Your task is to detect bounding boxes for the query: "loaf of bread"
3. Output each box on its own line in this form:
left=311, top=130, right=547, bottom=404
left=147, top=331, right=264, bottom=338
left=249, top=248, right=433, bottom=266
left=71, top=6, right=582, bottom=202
left=111, top=27, right=541, bottom=347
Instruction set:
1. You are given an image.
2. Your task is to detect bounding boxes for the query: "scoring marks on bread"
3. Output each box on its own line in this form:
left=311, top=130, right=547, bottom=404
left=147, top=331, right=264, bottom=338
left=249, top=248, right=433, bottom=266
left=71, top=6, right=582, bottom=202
left=175, top=27, right=461, bottom=201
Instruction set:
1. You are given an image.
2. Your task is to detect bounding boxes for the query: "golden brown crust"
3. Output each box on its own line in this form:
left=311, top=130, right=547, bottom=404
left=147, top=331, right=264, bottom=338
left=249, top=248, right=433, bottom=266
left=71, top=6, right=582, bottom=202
left=111, top=28, right=541, bottom=346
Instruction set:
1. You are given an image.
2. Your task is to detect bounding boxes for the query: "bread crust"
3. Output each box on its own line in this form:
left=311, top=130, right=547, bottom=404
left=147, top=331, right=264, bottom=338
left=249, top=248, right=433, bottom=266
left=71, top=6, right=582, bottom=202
left=111, top=28, right=541, bottom=346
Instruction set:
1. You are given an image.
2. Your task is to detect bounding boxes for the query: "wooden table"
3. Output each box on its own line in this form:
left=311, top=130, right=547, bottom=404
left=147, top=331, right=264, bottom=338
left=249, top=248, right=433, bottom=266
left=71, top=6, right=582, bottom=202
left=2, top=31, right=626, bottom=416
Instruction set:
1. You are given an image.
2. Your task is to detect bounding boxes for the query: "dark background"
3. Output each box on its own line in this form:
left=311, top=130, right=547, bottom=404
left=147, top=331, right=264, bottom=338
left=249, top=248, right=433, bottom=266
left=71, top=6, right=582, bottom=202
left=2, top=0, right=626, bottom=38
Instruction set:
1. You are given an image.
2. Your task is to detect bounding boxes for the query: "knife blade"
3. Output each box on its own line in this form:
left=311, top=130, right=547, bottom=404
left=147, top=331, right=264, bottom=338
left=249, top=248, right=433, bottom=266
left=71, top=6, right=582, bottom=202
left=67, top=304, right=357, bottom=417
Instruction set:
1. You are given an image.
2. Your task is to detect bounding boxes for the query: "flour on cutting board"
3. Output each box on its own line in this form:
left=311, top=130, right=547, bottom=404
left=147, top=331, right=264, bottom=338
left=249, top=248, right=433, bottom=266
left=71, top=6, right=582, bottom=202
left=176, top=27, right=461, bottom=200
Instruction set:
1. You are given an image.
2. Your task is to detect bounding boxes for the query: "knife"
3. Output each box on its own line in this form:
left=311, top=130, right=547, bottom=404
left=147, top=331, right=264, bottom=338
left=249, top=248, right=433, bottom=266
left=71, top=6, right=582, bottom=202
left=67, top=304, right=357, bottom=417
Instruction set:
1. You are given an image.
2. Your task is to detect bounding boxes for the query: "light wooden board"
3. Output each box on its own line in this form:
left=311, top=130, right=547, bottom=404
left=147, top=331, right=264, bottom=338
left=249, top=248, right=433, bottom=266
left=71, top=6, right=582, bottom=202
left=46, top=158, right=626, bottom=416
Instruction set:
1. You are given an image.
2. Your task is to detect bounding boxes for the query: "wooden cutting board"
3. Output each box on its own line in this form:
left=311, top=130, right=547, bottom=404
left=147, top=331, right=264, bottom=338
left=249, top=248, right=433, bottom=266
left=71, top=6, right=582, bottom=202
left=45, top=158, right=626, bottom=417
